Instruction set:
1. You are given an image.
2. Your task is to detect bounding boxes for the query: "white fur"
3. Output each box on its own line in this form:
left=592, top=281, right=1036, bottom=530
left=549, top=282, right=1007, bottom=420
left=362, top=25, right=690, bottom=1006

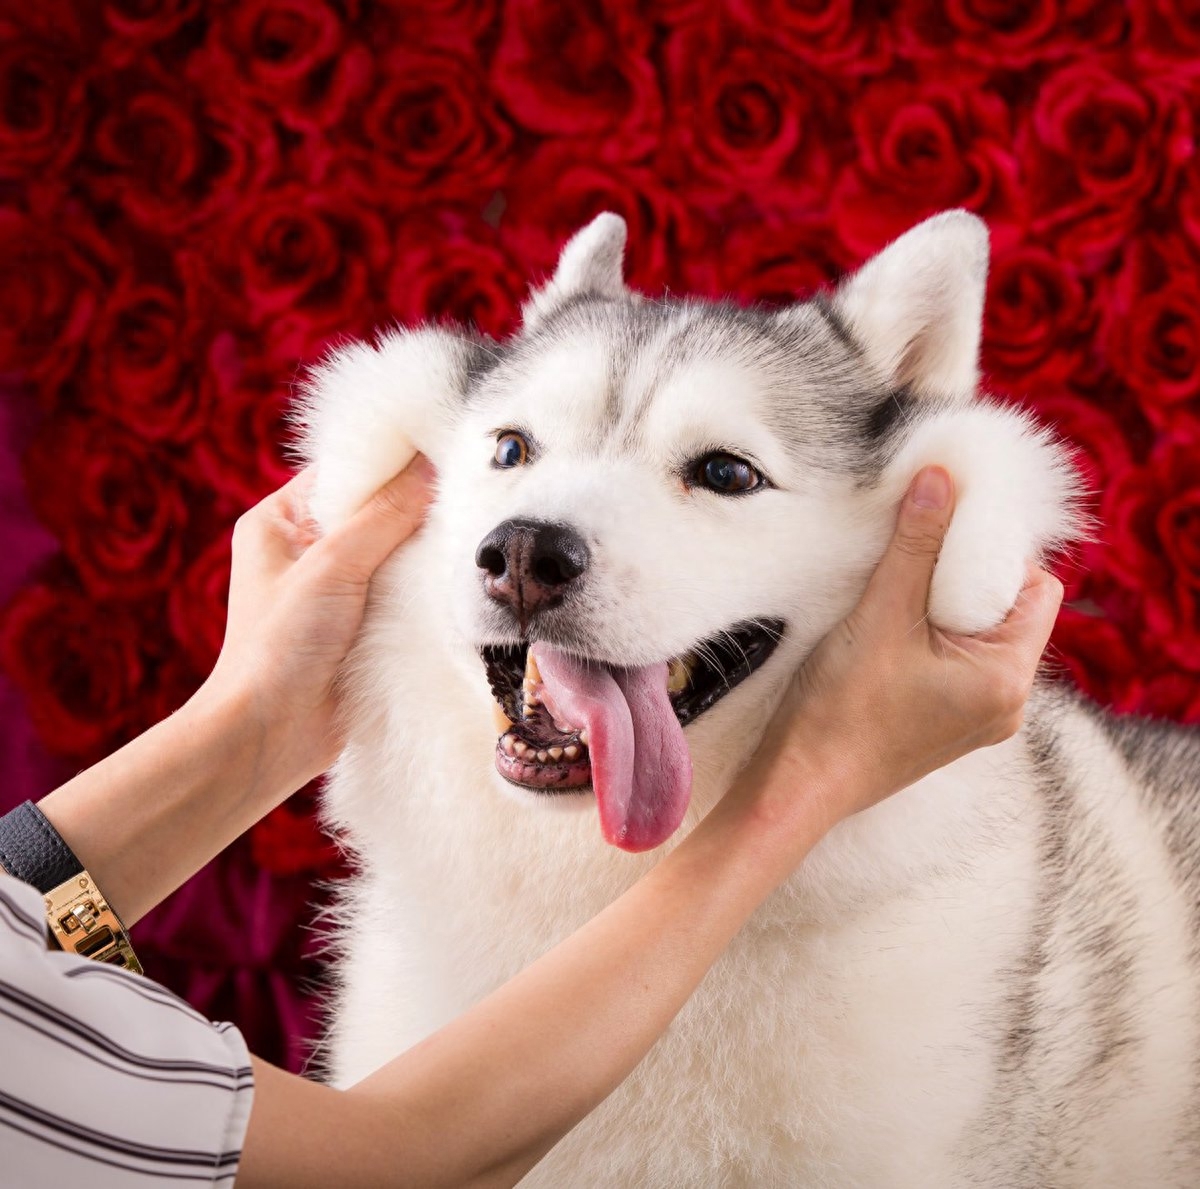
left=522, top=211, right=631, bottom=332
left=299, top=212, right=1196, bottom=1186
left=833, top=209, right=988, bottom=400
left=296, top=327, right=484, bottom=532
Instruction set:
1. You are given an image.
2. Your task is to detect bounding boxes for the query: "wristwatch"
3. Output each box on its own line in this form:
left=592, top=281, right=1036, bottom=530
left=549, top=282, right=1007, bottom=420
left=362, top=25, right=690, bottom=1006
left=0, top=801, right=143, bottom=973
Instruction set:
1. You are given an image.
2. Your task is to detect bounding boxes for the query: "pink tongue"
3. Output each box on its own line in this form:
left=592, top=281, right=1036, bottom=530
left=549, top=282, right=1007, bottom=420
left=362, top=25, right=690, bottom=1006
left=531, top=643, right=693, bottom=852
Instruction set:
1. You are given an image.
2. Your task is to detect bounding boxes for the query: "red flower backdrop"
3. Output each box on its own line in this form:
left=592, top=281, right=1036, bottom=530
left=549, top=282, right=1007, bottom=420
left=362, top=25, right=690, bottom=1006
left=1, top=0, right=1199, bottom=1069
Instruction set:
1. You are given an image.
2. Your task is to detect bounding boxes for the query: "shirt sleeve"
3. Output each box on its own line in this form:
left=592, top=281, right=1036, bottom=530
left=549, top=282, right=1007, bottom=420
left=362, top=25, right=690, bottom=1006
left=0, top=872, right=255, bottom=1186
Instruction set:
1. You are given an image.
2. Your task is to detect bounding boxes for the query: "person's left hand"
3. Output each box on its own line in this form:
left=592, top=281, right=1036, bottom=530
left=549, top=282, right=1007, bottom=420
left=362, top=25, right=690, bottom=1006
left=196, top=456, right=436, bottom=799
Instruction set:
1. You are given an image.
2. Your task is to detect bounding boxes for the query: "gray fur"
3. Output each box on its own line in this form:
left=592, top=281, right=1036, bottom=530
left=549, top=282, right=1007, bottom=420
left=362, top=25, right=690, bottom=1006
left=307, top=210, right=1200, bottom=1186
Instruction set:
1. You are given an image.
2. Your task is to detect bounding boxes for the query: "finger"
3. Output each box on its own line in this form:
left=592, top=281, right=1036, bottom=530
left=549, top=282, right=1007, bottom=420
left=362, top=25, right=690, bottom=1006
left=253, top=468, right=314, bottom=525
left=231, top=469, right=316, bottom=569
left=318, top=455, right=437, bottom=579
left=984, top=566, right=1064, bottom=661
left=861, top=466, right=956, bottom=624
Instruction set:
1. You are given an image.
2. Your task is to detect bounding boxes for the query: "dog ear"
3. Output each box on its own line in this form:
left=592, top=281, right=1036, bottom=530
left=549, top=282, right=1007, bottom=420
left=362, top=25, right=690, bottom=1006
left=522, top=212, right=630, bottom=331
left=296, top=327, right=486, bottom=532
left=832, top=210, right=989, bottom=401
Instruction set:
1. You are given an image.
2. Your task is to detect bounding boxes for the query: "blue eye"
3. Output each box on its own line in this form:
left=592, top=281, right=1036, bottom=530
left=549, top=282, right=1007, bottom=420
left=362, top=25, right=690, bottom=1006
left=494, top=432, right=529, bottom=468
left=694, top=452, right=761, bottom=494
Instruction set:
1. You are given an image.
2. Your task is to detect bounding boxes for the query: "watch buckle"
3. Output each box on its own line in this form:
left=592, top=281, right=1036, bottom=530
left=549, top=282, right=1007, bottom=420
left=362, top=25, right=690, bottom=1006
left=45, top=874, right=143, bottom=975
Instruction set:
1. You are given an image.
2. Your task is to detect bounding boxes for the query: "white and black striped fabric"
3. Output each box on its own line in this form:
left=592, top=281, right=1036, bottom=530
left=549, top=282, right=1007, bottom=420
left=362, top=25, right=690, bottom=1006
left=0, top=871, right=254, bottom=1185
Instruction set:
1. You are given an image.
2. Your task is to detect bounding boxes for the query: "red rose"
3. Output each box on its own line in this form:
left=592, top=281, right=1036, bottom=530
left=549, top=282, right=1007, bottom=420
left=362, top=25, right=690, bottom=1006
left=1103, top=425, right=1200, bottom=671
left=1100, top=236, right=1200, bottom=428
left=491, top=0, right=662, bottom=160
left=388, top=213, right=526, bottom=339
left=691, top=216, right=846, bottom=305
left=982, top=246, right=1090, bottom=389
left=1021, top=392, right=1130, bottom=513
left=1125, top=669, right=1200, bottom=724
left=0, top=211, right=112, bottom=399
left=659, top=19, right=834, bottom=208
left=895, top=0, right=1125, bottom=68
left=193, top=0, right=370, bottom=133
left=831, top=74, right=1022, bottom=258
left=0, top=19, right=87, bottom=181
left=1024, top=62, right=1193, bottom=266
left=366, top=0, right=498, bottom=48
left=643, top=0, right=711, bottom=23
left=23, top=415, right=189, bottom=599
left=85, top=275, right=211, bottom=441
left=724, top=0, right=892, bottom=73
left=1182, top=157, right=1200, bottom=257
left=166, top=526, right=232, bottom=677
left=190, top=335, right=296, bottom=512
left=102, top=0, right=201, bottom=45
left=83, top=67, right=274, bottom=234
left=251, top=794, right=340, bottom=877
left=502, top=146, right=713, bottom=293
left=1132, top=0, right=1200, bottom=75
left=219, top=180, right=385, bottom=333
left=1049, top=605, right=1140, bottom=710
left=350, top=45, right=514, bottom=203
left=0, top=583, right=147, bottom=759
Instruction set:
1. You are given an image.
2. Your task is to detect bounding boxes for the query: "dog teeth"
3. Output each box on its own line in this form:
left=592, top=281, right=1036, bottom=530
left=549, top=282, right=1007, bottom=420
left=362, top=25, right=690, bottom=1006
left=666, top=654, right=695, bottom=695
left=579, top=729, right=589, bottom=747
left=524, top=650, right=541, bottom=684
left=502, top=735, right=586, bottom=765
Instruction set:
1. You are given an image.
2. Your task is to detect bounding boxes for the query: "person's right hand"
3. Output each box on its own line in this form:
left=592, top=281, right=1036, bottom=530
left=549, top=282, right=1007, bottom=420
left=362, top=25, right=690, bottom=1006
left=198, top=455, right=436, bottom=806
left=737, top=465, right=1064, bottom=843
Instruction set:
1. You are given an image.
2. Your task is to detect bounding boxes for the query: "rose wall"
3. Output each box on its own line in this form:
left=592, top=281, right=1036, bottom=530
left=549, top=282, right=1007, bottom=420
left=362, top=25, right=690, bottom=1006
left=1, top=0, right=1198, bottom=1071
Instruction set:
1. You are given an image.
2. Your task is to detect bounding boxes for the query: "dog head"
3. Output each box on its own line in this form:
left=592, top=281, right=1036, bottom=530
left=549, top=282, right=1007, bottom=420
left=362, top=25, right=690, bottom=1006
left=300, top=210, right=1071, bottom=852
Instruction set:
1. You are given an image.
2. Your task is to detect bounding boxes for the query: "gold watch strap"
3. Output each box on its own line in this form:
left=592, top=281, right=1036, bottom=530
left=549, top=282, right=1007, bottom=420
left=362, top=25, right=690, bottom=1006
left=44, top=872, right=143, bottom=975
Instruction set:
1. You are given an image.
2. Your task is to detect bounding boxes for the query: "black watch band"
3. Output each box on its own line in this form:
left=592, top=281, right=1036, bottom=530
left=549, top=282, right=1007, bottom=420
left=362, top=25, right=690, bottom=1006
left=0, top=800, right=84, bottom=894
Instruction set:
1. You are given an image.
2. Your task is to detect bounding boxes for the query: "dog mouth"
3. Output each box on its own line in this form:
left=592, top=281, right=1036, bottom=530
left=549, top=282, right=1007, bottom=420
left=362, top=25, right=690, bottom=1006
left=480, top=619, right=784, bottom=851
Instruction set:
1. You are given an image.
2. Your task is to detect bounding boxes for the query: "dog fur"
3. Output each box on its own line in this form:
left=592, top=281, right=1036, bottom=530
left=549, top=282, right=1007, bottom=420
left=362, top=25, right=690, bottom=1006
left=298, top=211, right=1200, bottom=1187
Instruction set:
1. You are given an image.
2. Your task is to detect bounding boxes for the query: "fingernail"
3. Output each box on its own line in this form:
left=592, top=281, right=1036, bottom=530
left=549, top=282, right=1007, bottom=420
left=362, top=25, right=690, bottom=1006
left=910, top=467, right=950, bottom=510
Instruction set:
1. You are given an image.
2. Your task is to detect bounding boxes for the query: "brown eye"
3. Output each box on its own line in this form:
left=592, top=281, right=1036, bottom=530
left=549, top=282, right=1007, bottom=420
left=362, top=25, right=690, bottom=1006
left=494, top=432, right=530, bottom=468
left=694, top=452, right=762, bottom=494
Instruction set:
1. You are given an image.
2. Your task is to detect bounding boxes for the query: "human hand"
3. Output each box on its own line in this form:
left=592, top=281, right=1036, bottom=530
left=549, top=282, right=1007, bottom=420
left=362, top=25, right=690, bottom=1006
left=737, top=465, right=1064, bottom=842
left=197, top=456, right=435, bottom=801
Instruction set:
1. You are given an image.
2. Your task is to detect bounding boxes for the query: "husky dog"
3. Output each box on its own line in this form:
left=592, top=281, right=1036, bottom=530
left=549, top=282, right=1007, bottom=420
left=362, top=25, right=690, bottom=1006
left=299, top=211, right=1200, bottom=1187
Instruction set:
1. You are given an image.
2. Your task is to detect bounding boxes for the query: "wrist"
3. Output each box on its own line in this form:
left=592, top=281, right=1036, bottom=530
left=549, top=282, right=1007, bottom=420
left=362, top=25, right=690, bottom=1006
left=197, top=657, right=340, bottom=801
left=720, top=732, right=873, bottom=874
left=185, top=676, right=299, bottom=814
left=37, top=678, right=300, bottom=926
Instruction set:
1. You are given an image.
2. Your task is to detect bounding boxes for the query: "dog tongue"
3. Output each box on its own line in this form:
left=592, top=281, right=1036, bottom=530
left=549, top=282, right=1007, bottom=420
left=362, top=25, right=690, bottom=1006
left=531, top=643, right=693, bottom=852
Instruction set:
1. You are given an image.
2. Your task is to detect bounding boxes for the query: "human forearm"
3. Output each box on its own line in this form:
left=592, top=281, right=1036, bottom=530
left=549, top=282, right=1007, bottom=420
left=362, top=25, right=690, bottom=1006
left=236, top=767, right=831, bottom=1189
left=33, top=464, right=435, bottom=928
left=236, top=470, right=1064, bottom=1188
left=37, top=685, right=293, bottom=925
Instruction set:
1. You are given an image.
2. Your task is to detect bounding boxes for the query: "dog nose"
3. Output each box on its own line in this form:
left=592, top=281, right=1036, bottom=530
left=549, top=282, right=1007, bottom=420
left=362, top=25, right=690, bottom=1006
left=475, top=518, right=590, bottom=630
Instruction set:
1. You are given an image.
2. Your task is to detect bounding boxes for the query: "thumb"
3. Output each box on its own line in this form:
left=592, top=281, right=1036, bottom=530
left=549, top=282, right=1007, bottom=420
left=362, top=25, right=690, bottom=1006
left=864, top=466, right=956, bottom=624
left=321, top=454, right=437, bottom=579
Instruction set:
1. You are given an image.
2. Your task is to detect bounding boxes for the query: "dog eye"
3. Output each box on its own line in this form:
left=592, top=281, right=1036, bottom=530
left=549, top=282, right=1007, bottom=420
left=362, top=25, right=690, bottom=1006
left=693, top=452, right=762, bottom=495
left=494, top=432, right=530, bottom=469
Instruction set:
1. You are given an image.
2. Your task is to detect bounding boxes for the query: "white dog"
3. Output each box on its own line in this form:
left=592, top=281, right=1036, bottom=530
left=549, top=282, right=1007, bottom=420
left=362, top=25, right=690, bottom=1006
left=298, top=211, right=1200, bottom=1186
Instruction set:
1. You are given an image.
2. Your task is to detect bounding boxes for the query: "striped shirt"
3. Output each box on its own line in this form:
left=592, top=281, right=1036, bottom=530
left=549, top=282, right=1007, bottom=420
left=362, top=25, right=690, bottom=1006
left=0, top=871, right=254, bottom=1185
